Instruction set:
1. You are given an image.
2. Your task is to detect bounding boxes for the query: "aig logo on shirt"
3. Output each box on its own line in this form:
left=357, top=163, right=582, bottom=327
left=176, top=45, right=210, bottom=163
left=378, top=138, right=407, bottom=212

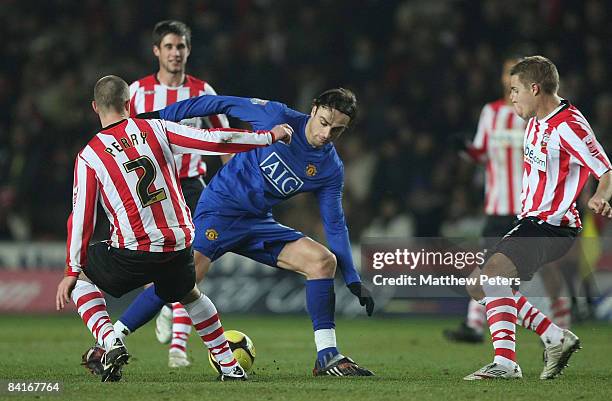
left=260, top=152, right=304, bottom=196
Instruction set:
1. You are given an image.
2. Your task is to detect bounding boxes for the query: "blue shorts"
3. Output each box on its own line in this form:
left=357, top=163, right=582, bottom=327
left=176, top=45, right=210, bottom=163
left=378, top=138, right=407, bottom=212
left=192, top=213, right=305, bottom=267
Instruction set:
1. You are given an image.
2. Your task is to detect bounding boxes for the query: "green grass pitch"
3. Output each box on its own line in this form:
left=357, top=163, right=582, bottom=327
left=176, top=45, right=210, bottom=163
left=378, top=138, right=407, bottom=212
left=0, top=314, right=611, bottom=401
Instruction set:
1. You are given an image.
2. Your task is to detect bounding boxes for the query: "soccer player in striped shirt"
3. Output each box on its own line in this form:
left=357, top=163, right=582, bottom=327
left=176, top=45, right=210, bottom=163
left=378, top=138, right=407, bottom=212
left=464, top=56, right=612, bottom=380
left=445, top=58, right=571, bottom=343
left=55, top=75, right=292, bottom=382
left=116, top=20, right=232, bottom=368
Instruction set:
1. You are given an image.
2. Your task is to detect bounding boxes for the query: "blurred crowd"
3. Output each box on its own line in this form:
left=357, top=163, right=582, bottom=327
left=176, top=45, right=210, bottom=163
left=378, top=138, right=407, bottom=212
left=1, top=0, right=611, bottom=243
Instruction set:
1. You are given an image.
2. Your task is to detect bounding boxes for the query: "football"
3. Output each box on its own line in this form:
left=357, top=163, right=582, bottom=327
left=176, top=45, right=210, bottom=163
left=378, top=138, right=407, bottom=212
left=208, top=330, right=256, bottom=373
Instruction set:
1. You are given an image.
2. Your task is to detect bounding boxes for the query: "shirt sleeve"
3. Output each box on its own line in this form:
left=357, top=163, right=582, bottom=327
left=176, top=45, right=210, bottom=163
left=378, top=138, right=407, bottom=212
left=65, top=155, right=99, bottom=277
left=466, top=104, right=491, bottom=162
left=159, top=95, right=285, bottom=130
left=316, top=168, right=361, bottom=285
left=162, top=119, right=275, bottom=155
left=558, top=121, right=612, bottom=179
left=128, top=81, right=140, bottom=118
left=201, top=82, right=230, bottom=128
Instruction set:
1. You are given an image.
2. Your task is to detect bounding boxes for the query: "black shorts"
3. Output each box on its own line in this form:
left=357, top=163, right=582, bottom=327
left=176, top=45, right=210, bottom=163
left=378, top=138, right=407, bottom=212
left=491, top=217, right=580, bottom=281
left=83, top=243, right=196, bottom=302
left=181, top=177, right=205, bottom=213
left=481, top=215, right=516, bottom=250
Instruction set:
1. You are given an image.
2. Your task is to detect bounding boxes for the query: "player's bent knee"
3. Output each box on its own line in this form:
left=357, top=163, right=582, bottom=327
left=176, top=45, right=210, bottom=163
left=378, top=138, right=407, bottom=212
left=309, top=250, right=337, bottom=278
left=481, top=253, right=517, bottom=279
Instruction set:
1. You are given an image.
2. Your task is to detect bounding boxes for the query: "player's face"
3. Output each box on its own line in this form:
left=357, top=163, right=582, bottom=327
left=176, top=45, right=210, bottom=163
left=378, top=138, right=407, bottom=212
left=154, top=33, right=190, bottom=74
left=510, top=74, right=536, bottom=120
left=306, top=106, right=350, bottom=147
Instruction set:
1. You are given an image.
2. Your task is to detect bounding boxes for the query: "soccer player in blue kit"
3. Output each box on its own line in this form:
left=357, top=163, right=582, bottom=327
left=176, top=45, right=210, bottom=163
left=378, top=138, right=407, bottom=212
left=129, top=88, right=375, bottom=376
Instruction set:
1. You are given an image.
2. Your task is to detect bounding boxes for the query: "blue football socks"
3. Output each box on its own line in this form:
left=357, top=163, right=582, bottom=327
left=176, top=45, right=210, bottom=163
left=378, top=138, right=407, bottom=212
left=118, top=285, right=165, bottom=332
left=305, top=278, right=339, bottom=365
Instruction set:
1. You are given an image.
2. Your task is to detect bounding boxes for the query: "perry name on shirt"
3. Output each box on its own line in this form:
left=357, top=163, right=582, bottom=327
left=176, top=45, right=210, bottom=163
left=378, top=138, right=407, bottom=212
left=104, top=132, right=148, bottom=158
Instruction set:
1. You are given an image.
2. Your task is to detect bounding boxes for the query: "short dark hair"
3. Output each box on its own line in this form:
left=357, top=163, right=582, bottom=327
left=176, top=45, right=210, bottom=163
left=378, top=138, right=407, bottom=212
left=153, top=20, right=191, bottom=49
left=510, top=55, right=559, bottom=94
left=312, top=88, right=358, bottom=122
left=94, top=75, right=130, bottom=113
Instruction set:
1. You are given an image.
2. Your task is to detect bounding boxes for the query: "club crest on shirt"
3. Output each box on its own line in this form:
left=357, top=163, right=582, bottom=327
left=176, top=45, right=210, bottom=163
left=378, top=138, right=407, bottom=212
left=205, top=229, right=218, bottom=241
left=541, top=132, right=550, bottom=152
left=306, top=164, right=317, bottom=177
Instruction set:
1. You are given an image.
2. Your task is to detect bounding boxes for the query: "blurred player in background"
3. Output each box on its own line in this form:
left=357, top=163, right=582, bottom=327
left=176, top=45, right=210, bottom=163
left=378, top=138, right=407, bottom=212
left=445, top=58, right=571, bottom=343
left=56, top=75, right=292, bottom=381
left=126, top=88, right=376, bottom=377
left=114, top=20, right=232, bottom=368
left=464, top=56, right=612, bottom=380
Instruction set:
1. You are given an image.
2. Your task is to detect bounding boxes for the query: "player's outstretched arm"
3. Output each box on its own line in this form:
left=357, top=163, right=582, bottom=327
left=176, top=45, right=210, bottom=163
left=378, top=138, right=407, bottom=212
left=588, top=170, right=612, bottom=218
left=164, top=120, right=292, bottom=155
left=150, top=95, right=282, bottom=130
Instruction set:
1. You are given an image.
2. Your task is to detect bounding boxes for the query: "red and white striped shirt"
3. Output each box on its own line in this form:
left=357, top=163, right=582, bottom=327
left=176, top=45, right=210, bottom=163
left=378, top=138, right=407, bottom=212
left=469, top=99, right=526, bottom=216
left=129, top=74, right=229, bottom=179
left=66, top=118, right=275, bottom=276
left=520, top=100, right=611, bottom=228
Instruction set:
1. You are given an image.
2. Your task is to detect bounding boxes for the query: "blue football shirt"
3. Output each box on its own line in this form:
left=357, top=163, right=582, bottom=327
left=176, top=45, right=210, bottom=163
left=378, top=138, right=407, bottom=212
left=160, top=95, right=361, bottom=285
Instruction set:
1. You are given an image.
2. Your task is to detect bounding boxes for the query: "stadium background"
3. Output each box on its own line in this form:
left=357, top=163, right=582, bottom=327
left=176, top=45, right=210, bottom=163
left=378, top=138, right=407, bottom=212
left=0, top=0, right=611, bottom=319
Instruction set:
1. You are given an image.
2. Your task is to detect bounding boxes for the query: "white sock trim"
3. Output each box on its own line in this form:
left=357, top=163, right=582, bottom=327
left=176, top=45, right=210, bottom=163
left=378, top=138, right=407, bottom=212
left=314, top=329, right=337, bottom=352
left=114, top=320, right=130, bottom=340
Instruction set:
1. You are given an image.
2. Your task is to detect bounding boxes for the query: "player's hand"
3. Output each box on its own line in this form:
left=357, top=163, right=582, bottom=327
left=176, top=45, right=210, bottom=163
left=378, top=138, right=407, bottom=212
left=347, top=282, right=375, bottom=316
left=56, top=275, right=78, bottom=311
left=588, top=196, right=612, bottom=218
left=271, top=124, right=293, bottom=144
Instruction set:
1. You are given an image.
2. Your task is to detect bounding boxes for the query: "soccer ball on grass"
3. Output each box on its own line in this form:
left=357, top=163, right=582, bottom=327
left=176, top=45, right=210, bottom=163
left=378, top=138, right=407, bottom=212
left=208, top=330, right=256, bottom=373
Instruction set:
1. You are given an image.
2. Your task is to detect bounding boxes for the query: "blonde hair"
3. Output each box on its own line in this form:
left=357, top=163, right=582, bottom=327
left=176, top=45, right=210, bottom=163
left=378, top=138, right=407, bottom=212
left=510, top=56, right=559, bottom=94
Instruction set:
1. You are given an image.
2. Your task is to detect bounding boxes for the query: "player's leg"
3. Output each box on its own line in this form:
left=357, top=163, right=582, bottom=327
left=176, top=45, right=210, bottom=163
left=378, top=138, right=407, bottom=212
left=77, top=243, right=136, bottom=381
left=276, top=237, right=373, bottom=376
left=445, top=216, right=514, bottom=343
left=178, top=285, right=246, bottom=380
left=72, top=273, right=130, bottom=382
left=465, top=218, right=580, bottom=380
left=463, top=253, right=522, bottom=380
left=277, top=237, right=337, bottom=359
left=153, top=247, right=246, bottom=381
left=168, top=302, right=193, bottom=367
left=164, top=177, right=205, bottom=365
left=114, top=284, right=165, bottom=341
left=541, top=263, right=571, bottom=329
left=72, top=273, right=120, bottom=354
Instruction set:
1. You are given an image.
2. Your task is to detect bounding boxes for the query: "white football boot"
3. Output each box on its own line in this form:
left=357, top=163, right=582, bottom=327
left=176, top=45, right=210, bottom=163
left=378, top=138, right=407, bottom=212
left=464, top=362, right=522, bottom=380
left=540, top=329, right=581, bottom=379
left=168, top=349, right=191, bottom=368
left=218, top=364, right=248, bottom=381
left=155, top=305, right=173, bottom=344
